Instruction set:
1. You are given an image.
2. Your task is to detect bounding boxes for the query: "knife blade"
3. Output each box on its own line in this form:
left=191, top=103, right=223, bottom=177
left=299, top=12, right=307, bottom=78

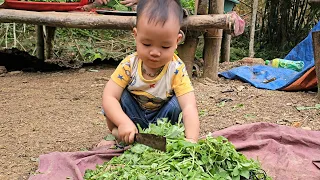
left=111, top=128, right=166, bottom=152
left=135, top=133, right=166, bottom=152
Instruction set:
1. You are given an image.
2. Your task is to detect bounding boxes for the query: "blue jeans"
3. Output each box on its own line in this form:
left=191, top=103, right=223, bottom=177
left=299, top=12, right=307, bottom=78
left=104, top=89, right=182, bottom=129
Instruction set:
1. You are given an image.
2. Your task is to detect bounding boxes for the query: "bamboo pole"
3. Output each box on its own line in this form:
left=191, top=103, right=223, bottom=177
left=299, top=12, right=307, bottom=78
left=36, top=25, right=44, bottom=60
left=312, top=31, right=320, bottom=100
left=0, top=9, right=234, bottom=31
left=203, top=0, right=224, bottom=80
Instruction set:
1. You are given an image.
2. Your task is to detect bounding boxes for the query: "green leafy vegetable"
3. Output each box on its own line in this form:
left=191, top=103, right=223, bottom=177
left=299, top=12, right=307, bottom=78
left=84, top=117, right=271, bottom=180
left=104, top=0, right=131, bottom=11
left=104, top=0, right=194, bottom=13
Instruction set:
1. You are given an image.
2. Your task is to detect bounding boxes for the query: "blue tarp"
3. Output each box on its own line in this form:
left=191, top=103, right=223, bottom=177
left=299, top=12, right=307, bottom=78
left=219, top=21, right=320, bottom=90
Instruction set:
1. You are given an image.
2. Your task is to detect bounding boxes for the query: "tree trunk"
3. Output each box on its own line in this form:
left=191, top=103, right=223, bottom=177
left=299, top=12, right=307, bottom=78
left=249, top=0, right=258, bottom=57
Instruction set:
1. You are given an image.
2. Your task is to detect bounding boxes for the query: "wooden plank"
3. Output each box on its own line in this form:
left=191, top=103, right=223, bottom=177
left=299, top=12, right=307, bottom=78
left=312, top=31, right=320, bottom=100
left=0, top=9, right=234, bottom=30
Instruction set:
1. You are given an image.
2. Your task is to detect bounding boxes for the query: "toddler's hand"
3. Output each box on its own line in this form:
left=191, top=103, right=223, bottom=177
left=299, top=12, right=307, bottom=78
left=120, top=0, right=138, bottom=7
left=117, top=122, right=138, bottom=144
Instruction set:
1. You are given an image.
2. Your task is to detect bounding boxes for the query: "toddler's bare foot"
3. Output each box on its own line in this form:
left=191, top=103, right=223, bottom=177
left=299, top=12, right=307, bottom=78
left=91, top=138, right=116, bottom=151
left=96, top=139, right=116, bottom=147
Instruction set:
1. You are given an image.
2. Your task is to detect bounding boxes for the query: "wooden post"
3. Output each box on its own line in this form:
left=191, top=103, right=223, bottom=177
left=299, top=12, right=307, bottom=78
left=221, top=31, right=231, bottom=62
left=203, top=0, right=224, bottom=80
left=177, top=0, right=207, bottom=76
left=249, top=0, right=259, bottom=57
left=312, top=31, right=320, bottom=100
left=195, top=0, right=199, bottom=15
left=197, top=0, right=208, bottom=15
left=177, top=32, right=199, bottom=76
left=36, top=25, right=44, bottom=60
left=45, top=26, right=56, bottom=59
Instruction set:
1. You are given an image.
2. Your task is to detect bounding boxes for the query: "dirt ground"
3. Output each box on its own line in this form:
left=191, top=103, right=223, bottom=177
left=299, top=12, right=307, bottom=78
left=0, top=62, right=319, bottom=180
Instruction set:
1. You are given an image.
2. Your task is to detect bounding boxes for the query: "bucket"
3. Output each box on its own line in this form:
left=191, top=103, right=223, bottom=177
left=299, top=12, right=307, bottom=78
left=224, top=0, right=239, bottom=12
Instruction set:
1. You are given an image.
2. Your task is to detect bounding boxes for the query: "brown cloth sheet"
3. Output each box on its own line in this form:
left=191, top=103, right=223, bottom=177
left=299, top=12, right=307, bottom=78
left=28, top=123, right=320, bottom=180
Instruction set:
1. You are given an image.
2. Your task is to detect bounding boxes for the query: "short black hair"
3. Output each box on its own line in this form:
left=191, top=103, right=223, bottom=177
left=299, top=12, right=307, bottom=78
left=136, top=0, right=183, bottom=27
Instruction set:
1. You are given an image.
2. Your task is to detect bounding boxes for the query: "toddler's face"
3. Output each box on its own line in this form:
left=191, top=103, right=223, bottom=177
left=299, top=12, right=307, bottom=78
left=133, top=15, right=182, bottom=69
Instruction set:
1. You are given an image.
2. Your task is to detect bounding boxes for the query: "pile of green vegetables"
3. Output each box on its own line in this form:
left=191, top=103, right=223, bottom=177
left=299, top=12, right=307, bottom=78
left=109, top=0, right=194, bottom=13
left=103, top=0, right=194, bottom=13
left=84, top=117, right=271, bottom=180
left=21, top=0, right=194, bottom=14
left=103, top=0, right=131, bottom=11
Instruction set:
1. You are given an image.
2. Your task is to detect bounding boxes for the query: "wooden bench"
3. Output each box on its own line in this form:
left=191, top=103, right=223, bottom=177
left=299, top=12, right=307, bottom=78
left=0, top=0, right=234, bottom=80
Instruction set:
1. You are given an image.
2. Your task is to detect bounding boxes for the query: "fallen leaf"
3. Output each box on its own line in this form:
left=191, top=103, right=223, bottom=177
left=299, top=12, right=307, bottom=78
left=89, top=69, right=99, bottom=72
left=276, top=119, right=290, bottom=125
left=291, top=122, right=302, bottom=128
left=30, top=157, right=39, bottom=162
left=236, top=120, right=245, bottom=125
left=301, top=127, right=312, bottom=131
left=221, top=89, right=234, bottom=93
left=236, top=86, right=245, bottom=92
left=91, top=84, right=105, bottom=87
left=8, top=71, right=23, bottom=75
left=95, top=77, right=110, bottom=81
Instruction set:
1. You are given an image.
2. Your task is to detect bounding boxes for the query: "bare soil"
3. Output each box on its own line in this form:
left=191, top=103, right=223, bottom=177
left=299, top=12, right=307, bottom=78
left=0, top=62, right=319, bottom=180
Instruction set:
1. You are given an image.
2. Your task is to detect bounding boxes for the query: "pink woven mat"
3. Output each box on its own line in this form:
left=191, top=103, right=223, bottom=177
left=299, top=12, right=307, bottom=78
left=29, top=122, right=320, bottom=180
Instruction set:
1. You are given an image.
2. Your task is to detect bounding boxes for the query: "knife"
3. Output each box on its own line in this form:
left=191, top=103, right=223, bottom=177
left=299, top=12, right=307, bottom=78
left=135, top=133, right=166, bottom=152
left=112, top=128, right=166, bottom=152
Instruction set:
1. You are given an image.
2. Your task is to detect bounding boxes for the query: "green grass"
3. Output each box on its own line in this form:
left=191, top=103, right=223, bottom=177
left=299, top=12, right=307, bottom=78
left=0, top=24, right=136, bottom=62
left=0, top=0, right=4, bottom=4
